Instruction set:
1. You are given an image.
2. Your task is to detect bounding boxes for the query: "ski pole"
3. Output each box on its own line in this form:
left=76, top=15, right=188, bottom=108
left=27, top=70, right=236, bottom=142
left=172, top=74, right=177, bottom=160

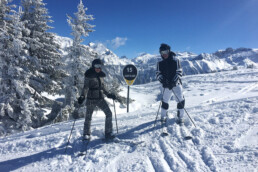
left=154, top=88, right=165, bottom=127
left=154, top=101, right=162, bottom=127
left=64, top=119, right=76, bottom=153
left=113, top=99, right=119, bottom=134
left=171, top=89, right=196, bottom=128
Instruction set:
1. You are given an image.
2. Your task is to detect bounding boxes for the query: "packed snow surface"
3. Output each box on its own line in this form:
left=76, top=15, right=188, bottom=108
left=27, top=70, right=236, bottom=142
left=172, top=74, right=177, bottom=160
left=0, top=68, right=257, bottom=172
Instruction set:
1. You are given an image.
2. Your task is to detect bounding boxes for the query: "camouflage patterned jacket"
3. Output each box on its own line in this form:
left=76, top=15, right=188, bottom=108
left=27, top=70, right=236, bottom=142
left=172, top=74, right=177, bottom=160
left=81, top=68, right=109, bottom=100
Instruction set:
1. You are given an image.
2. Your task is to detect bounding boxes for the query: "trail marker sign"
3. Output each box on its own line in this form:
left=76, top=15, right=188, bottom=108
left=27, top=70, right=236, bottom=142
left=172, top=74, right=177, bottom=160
left=123, top=64, right=138, bottom=86
left=123, top=65, right=138, bottom=112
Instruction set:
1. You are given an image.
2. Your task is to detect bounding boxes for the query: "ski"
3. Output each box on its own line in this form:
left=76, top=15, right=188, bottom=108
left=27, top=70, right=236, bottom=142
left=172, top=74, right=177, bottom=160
left=161, top=132, right=169, bottom=137
left=161, top=119, right=169, bottom=137
left=176, top=121, right=193, bottom=140
left=77, top=136, right=144, bottom=156
left=102, top=137, right=144, bottom=147
left=121, top=140, right=145, bottom=146
left=184, top=136, right=192, bottom=140
left=77, top=139, right=90, bottom=157
left=161, top=125, right=169, bottom=136
left=175, top=119, right=184, bottom=126
left=102, top=137, right=119, bottom=143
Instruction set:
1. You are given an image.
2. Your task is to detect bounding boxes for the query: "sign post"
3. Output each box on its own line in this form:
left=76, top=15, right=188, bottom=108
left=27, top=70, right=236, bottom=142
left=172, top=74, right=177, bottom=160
left=123, top=64, right=138, bottom=113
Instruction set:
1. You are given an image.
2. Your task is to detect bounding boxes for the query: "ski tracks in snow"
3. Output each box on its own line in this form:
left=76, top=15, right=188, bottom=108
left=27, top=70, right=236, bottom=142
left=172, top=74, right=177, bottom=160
left=145, top=98, right=257, bottom=172
left=131, top=115, right=216, bottom=172
left=162, top=122, right=215, bottom=172
left=190, top=97, right=258, bottom=171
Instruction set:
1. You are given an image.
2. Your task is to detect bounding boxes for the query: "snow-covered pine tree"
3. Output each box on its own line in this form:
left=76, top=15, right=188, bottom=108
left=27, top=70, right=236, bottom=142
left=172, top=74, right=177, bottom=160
left=61, top=0, right=95, bottom=119
left=0, top=0, right=67, bottom=136
left=21, top=0, right=66, bottom=95
left=17, top=0, right=69, bottom=127
left=0, top=1, right=40, bottom=135
left=0, top=0, right=15, bottom=136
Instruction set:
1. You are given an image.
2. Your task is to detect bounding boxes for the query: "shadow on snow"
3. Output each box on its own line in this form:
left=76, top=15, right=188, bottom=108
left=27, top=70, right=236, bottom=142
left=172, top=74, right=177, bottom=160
left=0, top=120, right=157, bottom=171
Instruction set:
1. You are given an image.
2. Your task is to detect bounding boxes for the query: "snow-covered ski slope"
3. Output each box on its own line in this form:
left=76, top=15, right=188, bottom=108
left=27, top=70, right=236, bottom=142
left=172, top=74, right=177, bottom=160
left=0, top=68, right=257, bottom=172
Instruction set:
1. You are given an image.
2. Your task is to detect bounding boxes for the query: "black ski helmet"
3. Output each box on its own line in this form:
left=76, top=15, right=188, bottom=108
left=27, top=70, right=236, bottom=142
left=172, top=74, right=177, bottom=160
left=92, top=59, right=103, bottom=68
left=159, top=43, right=171, bottom=53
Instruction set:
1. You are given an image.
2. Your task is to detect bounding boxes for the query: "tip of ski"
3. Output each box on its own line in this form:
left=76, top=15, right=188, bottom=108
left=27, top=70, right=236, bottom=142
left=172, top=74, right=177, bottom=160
left=77, top=152, right=87, bottom=156
left=160, top=132, right=193, bottom=141
left=161, top=132, right=169, bottom=137
left=184, top=136, right=193, bottom=140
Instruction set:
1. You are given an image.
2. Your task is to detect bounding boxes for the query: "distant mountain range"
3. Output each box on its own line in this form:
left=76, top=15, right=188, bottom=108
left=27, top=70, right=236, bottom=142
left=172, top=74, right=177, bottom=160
left=55, top=35, right=258, bottom=85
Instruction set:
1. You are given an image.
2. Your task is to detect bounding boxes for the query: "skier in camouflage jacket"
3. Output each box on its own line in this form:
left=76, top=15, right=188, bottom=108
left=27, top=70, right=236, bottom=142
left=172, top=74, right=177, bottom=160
left=78, top=59, right=116, bottom=140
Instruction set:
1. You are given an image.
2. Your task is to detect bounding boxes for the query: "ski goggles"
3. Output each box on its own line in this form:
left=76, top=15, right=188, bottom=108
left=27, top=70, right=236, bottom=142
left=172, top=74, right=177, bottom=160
left=160, top=50, right=170, bottom=55
left=94, top=64, right=102, bottom=68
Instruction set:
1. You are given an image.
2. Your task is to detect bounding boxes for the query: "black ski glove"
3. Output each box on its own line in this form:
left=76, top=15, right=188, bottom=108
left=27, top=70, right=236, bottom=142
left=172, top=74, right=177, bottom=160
left=157, top=75, right=164, bottom=84
left=163, top=79, right=176, bottom=90
left=168, top=81, right=176, bottom=90
left=107, top=93, right=116, bottom=100
left=162, top=79, right=170, bottom=88
left=78, top=96, right=85, bottom=104
left=173, top=74, right=179, bottom=83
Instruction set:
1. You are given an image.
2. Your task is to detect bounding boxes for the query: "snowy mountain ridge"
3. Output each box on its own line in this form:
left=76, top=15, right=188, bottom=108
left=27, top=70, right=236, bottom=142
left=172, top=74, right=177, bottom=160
left=54, top=35, right=258, bottom=85
left=88, top=42, right=132, bottom=66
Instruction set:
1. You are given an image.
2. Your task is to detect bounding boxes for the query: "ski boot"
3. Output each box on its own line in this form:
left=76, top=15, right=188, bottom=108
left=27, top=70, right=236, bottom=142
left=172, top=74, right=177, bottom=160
left=177, top=110, right=184, bottom=126
left=83, top=134, right=91, bottom=141
left=161, top=117, right=167, bottom=124
left=105, top=132, right=116, bottom=140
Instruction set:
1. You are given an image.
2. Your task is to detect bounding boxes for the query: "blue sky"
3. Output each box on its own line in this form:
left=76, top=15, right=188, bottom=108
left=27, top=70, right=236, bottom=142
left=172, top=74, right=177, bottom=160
left=12, top=0, right=258, bottom=58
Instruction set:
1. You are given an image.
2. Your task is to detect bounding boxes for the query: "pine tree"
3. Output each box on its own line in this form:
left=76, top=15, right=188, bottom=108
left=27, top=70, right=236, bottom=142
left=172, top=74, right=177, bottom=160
left=0, top=0, right=66, bottom=136
left=0, top=0, right=14, bottom=136
left=19, top=0, right=68, bottom=128
left=67, top=0, right=95, bottom=47
left=0, top=1, right=38, bottom=135
left=21, top=0, right=65, bottom=95
left=62, top=0, right=95, bottom=119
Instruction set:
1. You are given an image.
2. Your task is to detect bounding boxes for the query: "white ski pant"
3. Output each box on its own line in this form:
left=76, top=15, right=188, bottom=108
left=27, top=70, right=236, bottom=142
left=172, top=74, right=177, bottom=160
left=161, top=84, right=185, bottom=119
